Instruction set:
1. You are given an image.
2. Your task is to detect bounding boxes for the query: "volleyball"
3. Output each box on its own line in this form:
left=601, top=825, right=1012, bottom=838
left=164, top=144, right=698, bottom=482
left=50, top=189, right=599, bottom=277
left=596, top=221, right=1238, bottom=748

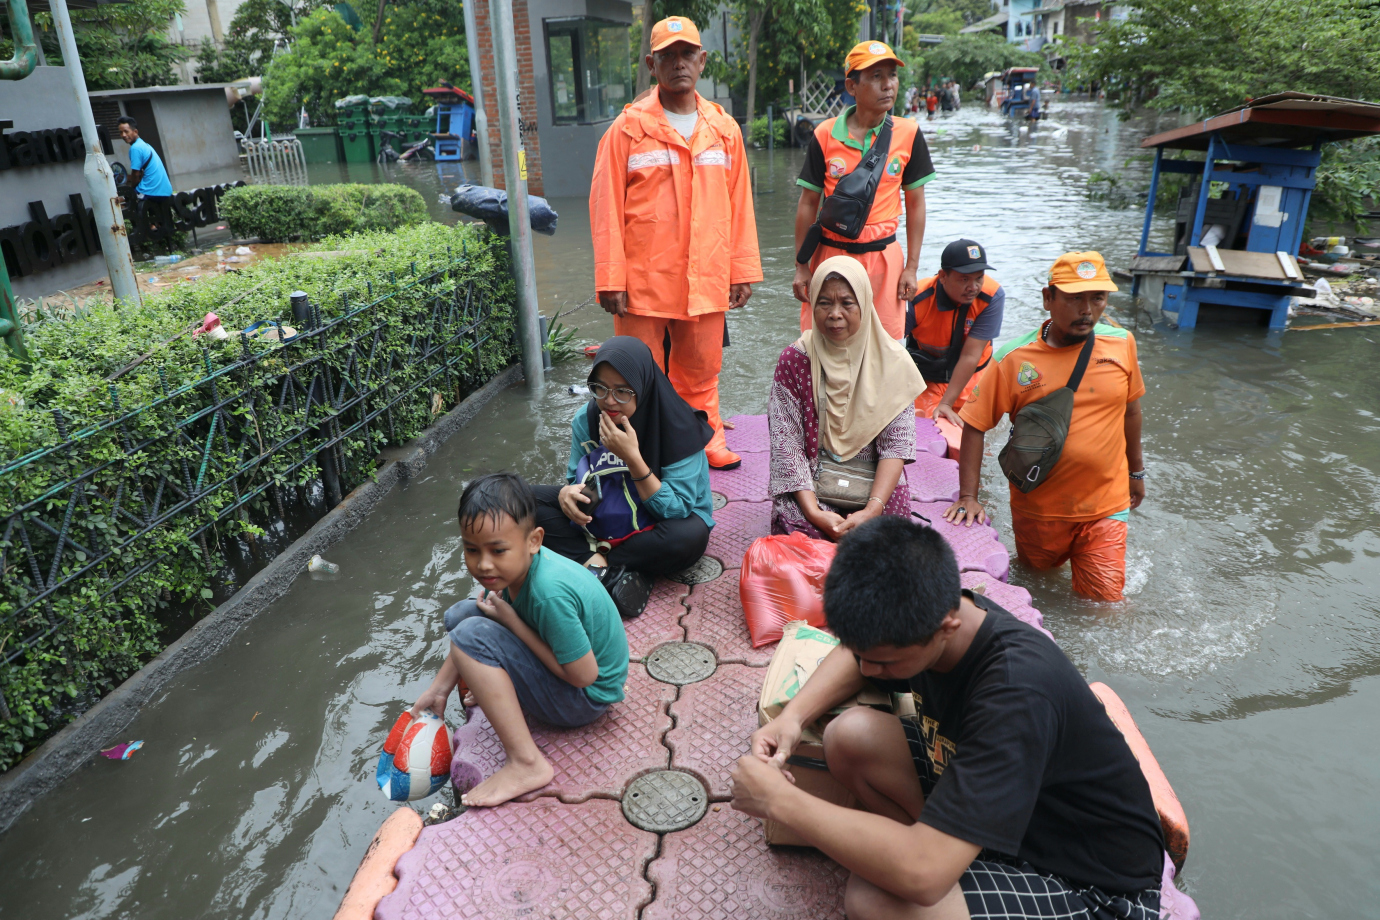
left=376, top=710, right=453, bottom=802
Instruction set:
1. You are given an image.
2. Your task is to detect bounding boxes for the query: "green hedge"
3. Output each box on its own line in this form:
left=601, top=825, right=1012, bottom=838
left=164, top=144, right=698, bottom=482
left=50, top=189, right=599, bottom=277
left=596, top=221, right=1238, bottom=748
left=218, top=183, right=430, bottom=243
left=0, top=221, right=516, bottom=770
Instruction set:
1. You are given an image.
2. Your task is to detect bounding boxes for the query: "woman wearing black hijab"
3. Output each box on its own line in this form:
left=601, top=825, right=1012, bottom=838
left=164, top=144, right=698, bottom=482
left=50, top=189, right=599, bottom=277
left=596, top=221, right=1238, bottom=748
left=534, top=338, right=716, bottom=605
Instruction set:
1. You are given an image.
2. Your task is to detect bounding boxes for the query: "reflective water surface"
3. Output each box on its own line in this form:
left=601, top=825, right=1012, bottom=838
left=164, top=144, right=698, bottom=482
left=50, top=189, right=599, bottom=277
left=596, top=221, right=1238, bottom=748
left=3, top=101, right=1379, bottom=918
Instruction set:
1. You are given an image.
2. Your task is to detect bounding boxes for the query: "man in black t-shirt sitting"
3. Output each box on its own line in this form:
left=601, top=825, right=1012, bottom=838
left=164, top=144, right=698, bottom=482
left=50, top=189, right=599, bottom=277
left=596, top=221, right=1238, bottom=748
left=731, top=517, right=1166, bottom=920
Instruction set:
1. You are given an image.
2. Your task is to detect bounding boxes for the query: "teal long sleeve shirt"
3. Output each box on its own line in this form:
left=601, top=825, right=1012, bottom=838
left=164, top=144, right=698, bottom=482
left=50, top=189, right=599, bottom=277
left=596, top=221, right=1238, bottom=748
left=566, top=409, right=716, bottom=531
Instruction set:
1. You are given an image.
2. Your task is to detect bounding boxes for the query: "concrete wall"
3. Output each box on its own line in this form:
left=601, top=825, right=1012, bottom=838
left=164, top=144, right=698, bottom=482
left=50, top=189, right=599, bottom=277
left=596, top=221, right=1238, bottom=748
left=0, top=66, right=107, bottom=299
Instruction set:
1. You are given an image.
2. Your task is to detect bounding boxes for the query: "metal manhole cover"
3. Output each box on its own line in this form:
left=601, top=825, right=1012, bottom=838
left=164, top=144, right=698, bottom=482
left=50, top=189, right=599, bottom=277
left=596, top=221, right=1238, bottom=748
left=711, top=491, right=727, bottom=510
left=645, top=642, right=717, bottom=685
left=622, top=771, right=708, bottom=832
left=668, top=555, right=723, bottom=585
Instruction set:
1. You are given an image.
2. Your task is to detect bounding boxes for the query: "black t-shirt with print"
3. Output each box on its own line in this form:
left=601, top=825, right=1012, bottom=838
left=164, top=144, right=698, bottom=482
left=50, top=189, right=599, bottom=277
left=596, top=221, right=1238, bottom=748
left=873, top=592, right=1165, bottom=894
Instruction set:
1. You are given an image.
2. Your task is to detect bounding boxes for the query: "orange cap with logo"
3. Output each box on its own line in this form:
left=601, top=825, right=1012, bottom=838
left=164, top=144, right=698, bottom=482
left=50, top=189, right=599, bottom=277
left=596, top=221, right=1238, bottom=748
left=1047, top=251, right=1118, bottom=293
left=650, top=16, right=702, bottom=52
left=845, top=40, right=905, bottom=74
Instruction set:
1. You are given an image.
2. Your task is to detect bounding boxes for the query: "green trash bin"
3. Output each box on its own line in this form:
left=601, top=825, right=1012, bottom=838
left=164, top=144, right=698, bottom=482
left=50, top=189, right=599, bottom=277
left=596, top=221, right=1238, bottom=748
left=340, top=126, right=376, bottom=164
left=294, top=127, right=343, bottom=164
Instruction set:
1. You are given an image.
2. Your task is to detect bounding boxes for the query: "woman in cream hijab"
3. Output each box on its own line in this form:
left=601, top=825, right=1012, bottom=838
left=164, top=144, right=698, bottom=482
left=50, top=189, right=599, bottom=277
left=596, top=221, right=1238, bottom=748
left=767, top=257, right=926, bottom=540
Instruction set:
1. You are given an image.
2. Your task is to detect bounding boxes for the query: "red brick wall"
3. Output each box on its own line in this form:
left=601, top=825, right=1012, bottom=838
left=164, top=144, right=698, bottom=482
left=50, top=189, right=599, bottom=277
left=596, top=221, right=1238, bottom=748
left=472, top=0, right=544, bottom=196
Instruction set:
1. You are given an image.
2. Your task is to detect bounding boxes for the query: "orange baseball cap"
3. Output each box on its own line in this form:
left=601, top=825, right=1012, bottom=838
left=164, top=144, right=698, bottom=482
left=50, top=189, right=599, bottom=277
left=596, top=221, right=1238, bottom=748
left=845, top=40, right=905, bottom=75
left=1048, top=251, right=1118, bottom=293
left=650, top=16, right=701, bottom=52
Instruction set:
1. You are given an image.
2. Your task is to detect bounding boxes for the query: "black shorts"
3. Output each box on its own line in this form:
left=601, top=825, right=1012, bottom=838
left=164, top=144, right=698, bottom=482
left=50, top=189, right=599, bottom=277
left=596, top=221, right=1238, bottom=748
left=961, top=855, right=1160, bottom=920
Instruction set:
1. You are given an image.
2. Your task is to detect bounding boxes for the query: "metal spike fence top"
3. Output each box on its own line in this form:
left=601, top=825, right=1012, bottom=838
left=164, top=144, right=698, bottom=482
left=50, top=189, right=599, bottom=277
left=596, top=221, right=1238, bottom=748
left=0, top=250, right=507, bottom=667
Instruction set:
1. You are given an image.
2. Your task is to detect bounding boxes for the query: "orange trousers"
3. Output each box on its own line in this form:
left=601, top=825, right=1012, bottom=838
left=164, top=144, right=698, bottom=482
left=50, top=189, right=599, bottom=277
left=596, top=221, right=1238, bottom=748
left=1010, top=510, right=1127, bottom=602
left=613, top=311, right=729, bottom=456
left=798, top=241, right=905, bottom=339
left=914, top=377, right=980, bottom=417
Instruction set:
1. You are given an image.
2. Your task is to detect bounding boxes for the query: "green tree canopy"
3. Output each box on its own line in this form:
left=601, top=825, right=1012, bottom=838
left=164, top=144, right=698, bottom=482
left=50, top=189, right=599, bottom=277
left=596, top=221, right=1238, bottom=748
left=194, top=0, right=329, bottom=84
left=1062, top=0, right=1380, bottom=116
left=911, top=33, right=1044, bottom=89
left=24, top=0, right=191, bottom=89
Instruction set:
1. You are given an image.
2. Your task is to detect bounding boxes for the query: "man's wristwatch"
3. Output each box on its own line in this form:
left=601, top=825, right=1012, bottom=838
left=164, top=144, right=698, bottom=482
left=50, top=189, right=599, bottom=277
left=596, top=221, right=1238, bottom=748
left=1129, top=470, right=1147, bottom=480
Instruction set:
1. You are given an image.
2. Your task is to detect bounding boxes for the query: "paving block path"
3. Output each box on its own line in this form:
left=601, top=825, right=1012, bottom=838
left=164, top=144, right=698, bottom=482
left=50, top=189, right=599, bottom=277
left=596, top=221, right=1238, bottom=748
left=372, top=424, right=1050, bottom=920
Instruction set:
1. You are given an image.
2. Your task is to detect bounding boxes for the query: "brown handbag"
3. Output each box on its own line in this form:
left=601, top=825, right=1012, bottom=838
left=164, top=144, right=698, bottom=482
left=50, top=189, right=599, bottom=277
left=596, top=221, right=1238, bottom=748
left=813, top=455, right=878, bottom=512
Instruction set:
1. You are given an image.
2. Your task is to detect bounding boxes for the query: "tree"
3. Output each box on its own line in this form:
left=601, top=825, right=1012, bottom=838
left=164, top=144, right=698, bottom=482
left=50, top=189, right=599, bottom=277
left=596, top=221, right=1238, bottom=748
left=1062, top=0, right=1380, bottom=117
left=913, top=32, right=1043, bottom=89
left=32, top=0, right=191, bottom=89
left=725, top=0, right=863, bottom=121
left=194, top=0, right=328, bottom=83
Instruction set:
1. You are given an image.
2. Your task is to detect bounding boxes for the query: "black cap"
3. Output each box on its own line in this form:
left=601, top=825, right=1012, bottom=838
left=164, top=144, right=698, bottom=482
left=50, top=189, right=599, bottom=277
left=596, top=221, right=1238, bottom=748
left=940, top=239, right=994, bottom=274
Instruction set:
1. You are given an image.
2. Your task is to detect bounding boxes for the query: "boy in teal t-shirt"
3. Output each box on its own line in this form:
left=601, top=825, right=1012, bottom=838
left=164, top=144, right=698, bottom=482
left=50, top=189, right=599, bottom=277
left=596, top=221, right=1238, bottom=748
left=412, top=472, right=628, bottom=807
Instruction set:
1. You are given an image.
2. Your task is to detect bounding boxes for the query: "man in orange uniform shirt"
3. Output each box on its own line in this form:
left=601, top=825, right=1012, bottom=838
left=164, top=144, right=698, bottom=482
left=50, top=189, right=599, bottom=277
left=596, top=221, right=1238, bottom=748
left=590, top=16, right=761, bottom=470
left=793, top=41, right=936, bottom=339
left=944, top=252, right=1146, bottom=601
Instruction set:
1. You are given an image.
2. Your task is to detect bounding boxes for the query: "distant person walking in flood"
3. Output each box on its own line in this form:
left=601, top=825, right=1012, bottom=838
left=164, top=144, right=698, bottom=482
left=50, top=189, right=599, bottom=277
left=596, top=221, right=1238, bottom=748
left=590, top=15, right=761, bottom=472
left=117, top=115, right=172, bottom=224
left=793, top=40, right=935, bottom=340
left=944, top=252, right=1145, bottom=601
left=907, top=239, right=1004, bottom=423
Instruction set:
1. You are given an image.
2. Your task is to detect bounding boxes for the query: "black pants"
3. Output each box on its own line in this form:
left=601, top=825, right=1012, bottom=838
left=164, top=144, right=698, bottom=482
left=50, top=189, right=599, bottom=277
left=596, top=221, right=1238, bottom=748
left=533, top=484, right=709, bottom=577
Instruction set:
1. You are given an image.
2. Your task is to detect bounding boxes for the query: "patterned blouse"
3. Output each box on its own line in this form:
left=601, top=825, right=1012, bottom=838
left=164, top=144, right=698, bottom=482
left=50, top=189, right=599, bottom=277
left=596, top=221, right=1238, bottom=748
left=768, top=343, right=916, bottom=538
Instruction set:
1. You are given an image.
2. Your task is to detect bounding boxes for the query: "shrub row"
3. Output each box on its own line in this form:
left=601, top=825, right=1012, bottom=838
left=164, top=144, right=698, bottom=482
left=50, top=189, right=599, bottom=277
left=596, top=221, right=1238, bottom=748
left=217, top=182, right=430, bottom=243
left=0, top=221, right=516, bottom=770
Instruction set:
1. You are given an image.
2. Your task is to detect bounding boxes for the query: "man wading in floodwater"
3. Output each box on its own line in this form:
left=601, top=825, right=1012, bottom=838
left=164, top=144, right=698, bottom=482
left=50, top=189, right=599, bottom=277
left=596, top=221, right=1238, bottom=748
left=590, top=16, right=762, bottom=471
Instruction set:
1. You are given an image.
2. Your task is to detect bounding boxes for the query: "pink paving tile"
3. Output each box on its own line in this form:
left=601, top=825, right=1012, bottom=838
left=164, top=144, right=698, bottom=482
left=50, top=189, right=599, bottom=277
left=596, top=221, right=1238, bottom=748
left=914, top=415, right=950, bottom=457
left=666, top=663, right=763, bottom=800
left=682, top=568, right=777, bottom=666
left=904, top=452, right=961, bottom=503
left=705, top=500, right=772, bottom=569
left=961, top=570, right=1053, bottom=639
left=709, top=450, right=771, bottom=502
left=625, top=579, right=690, bottom=659
left=724, top=414, right=770, bottom=454
left=378, top=798, right=656, bottom=920
left=644, top=804, right=848, bottom=920
left=449, top=665, right=673, bottom=802
left=913, top=500, right=1010, bottom=581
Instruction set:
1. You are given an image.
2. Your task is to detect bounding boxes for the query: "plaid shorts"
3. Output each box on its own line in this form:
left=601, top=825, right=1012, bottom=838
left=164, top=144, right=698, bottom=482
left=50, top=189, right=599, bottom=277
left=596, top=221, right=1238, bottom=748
left=960, top=855, right=1161, bottom=920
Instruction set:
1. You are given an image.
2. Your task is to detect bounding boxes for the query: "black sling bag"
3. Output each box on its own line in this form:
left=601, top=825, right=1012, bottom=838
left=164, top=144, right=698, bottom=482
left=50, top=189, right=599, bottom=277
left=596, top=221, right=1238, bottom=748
left=796, top=116, right=894, bottom=265
left=997, top=331, right=1095, bottom=493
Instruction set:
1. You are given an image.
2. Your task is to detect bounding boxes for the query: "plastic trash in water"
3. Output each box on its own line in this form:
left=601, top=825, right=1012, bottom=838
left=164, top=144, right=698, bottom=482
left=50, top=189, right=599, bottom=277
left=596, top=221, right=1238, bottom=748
left=146, top=276, right=160, bottom=284
left=235, top=246, right=253, bottom=255
left=100, top=741, right=144, bottom=760
left=154, top=254, right=182, bottom=264
left=1314, top=278, right=1333, bottom=296
left=308, top=554, right=340, bottom=574
left=567, top=384, right=590, bottom=396
left=449, top=184, right=559, bottom=236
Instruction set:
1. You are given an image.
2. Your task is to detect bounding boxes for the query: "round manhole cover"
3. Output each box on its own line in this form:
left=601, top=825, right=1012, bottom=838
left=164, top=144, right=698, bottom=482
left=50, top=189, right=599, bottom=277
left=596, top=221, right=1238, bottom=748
left=711, top=491, right=727, bottom=510
left=622, top=771, right=709, bottom=832
left=669, top=555, right=724, bottom=585
left=645, top=642, right=717, bottom=685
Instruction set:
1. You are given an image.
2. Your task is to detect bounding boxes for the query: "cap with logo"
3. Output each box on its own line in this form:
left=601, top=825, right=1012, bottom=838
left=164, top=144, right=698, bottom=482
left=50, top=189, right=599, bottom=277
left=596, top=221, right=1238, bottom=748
left=844, top=40, right=905, bottom=75
left=1047, top=251, right=1118, bottom=293
left=650, top=16, right=702, bottom=52
left=940, top=239, right=993, bottom=274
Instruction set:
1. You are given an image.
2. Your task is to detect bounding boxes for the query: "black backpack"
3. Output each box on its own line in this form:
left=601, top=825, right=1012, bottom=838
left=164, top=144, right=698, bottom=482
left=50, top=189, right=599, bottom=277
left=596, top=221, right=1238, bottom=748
left=796, top=116, right=894, bottom=263
left=997, top=332, right=1095, bottom=493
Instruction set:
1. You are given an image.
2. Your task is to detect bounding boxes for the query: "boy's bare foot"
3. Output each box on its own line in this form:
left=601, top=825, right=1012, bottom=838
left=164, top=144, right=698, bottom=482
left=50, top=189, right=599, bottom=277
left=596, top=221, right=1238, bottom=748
left=461, top=755, right=554, bottom=807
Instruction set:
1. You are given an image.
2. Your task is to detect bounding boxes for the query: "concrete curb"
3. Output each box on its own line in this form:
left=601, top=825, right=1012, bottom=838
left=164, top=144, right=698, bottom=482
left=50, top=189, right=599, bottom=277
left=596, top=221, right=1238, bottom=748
left=0, top=363, right=524, bottom=835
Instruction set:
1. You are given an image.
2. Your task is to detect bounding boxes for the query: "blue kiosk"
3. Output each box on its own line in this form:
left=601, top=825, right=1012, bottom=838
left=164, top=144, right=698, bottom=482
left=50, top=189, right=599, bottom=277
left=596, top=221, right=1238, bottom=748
left=1130, top=93, right=1380, bottom=329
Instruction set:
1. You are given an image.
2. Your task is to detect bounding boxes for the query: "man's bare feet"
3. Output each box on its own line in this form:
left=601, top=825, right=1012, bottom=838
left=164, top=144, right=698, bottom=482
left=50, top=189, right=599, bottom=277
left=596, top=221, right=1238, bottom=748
left=461, top=755, right=554, bottom=807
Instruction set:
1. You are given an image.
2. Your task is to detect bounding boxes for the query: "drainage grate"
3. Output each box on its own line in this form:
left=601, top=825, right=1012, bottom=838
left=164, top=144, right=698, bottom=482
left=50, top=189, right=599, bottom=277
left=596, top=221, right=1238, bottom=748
left=645, top=642, right=717, bottom=685
left=711, top=491, right=727, bottom=510
left=668, top=555, right=724, bottom=585
left=622, top=770, right=709, bottom=832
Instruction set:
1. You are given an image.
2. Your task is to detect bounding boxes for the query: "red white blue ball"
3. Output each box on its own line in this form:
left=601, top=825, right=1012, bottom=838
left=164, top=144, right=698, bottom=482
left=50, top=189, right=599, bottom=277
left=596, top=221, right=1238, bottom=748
left=376, top=710, right=453, bottom=802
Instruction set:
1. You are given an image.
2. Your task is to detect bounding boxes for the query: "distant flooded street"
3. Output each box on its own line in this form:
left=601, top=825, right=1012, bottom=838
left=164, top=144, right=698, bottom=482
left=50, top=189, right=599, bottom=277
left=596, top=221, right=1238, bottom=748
left=2, top=99, right=1378, bottom=919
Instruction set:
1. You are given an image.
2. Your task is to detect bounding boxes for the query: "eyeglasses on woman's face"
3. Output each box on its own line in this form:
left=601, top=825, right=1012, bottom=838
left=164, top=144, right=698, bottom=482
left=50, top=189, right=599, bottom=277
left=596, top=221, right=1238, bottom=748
left=589, top=382, right=637, bottom=403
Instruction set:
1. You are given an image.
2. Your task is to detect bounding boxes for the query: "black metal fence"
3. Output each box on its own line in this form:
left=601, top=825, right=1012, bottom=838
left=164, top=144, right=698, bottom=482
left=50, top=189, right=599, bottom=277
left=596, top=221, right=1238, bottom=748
left=0, top=250, right=514, bottom=726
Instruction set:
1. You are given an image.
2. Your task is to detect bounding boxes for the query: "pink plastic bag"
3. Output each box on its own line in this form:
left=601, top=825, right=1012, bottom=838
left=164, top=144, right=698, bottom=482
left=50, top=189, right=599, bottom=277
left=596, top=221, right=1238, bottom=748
left=739, top=533, right=837, bottom=647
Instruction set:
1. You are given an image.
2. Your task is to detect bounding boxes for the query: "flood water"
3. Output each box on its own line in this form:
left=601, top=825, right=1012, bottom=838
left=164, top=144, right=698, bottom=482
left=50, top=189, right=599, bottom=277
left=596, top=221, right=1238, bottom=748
left=3, top=100, right=1379, bottom=918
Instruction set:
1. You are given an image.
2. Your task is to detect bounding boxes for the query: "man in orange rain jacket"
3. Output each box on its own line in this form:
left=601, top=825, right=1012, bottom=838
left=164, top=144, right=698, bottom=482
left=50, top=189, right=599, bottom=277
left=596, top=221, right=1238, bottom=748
left=590, top=16, right=761, bottom=470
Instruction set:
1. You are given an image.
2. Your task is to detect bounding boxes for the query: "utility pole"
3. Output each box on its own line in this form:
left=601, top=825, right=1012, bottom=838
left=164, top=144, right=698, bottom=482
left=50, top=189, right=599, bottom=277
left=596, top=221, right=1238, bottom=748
left=462, top=0, right=494, bottom=188
left=51, top=0, right=141, bottom=307
left=488, top=0, right=543, bottom=392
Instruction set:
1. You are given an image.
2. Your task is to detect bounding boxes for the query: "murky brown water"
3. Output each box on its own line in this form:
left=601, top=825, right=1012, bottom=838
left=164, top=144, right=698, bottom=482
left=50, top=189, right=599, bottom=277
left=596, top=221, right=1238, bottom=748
left=3, top=100, right=1379, bottom=918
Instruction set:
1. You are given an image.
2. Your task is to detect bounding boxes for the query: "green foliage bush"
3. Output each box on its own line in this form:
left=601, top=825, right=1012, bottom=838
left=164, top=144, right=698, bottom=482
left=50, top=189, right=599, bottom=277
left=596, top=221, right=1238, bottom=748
left=748, top=115, right=788, bottom=147
left=218, top=183, right=429, bottom=242
left=909, top=34, right=1047, bottom=90
left=0, top=222, right=517, bottom=770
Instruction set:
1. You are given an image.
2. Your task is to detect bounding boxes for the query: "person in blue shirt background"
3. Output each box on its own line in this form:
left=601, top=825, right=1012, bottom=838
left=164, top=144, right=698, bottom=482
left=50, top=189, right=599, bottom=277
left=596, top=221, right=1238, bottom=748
left=117, top=115, right=173, bottom=221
